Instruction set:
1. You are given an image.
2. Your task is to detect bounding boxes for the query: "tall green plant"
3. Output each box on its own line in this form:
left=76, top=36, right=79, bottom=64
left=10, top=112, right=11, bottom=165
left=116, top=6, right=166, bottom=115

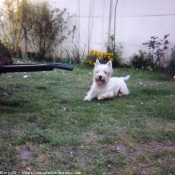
left=106, top=35, right=123, bottom=67
left=0, top=0, right=75, bottom=60
left=0, top=0, right=31, bottom=57
left=26, top=1, right=75, bottom=60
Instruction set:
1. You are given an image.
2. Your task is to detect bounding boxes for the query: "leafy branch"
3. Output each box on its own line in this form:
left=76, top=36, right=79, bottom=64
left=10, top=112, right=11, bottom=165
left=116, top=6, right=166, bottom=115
left=142, top=34, right=170, bottom=67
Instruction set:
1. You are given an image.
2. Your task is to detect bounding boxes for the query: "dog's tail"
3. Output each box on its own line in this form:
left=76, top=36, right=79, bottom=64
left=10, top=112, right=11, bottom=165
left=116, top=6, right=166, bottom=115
left=120, top=75, right=130, bottom=81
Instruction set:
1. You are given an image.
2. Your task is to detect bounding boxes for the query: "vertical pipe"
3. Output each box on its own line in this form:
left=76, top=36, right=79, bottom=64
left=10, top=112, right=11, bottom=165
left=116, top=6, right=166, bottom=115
left=77, top=0, right=80, bottom=47
left=87, top=0, right=94, bottom=53
left=108, top=0, right=113, bottom=45
left=101, top=0, right=106, bottom=51
left=114, top=0, right=118, bottom=52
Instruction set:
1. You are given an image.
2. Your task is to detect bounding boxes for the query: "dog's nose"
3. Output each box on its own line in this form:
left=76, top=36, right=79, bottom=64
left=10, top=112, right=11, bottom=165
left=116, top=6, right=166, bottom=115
left=99, top=76, right=102, bottom=79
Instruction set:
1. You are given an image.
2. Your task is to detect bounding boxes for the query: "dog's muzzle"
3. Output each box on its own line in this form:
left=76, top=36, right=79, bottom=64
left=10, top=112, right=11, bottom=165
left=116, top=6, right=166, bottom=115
left=96, top=76, right=105, bottom=85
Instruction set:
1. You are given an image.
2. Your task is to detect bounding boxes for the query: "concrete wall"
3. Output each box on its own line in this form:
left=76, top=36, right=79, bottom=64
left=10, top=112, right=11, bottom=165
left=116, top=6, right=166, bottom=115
left=114, top=0, right=175, bottom=64
left=48, top=0, right=175, bottom=64
left=48, top=0, right=110, bottom=54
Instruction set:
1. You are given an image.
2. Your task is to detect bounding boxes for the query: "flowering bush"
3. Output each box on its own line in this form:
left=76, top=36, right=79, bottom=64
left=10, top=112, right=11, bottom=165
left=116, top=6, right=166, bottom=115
left=85, top=50, right=114, bottom=67
left=85, top=40, right=123, bottom=67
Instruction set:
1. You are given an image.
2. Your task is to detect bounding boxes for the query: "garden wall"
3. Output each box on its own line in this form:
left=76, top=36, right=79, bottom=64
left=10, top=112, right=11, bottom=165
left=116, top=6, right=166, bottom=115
left=48, top=0, right=175, bottom=65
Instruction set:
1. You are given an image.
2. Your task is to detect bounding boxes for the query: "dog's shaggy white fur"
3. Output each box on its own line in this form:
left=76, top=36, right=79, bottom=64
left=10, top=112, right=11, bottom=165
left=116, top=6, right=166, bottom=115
left=84, top=59, right=130, bottom=101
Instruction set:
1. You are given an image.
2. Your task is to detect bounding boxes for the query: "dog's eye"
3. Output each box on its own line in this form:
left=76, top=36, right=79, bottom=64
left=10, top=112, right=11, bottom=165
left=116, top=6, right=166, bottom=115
left=104, top=71, right=107, bottom=74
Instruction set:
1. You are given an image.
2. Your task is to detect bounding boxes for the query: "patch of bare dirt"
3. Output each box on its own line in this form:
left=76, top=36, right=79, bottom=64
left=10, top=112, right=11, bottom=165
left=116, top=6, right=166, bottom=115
left=108, top=143, right=134, bottom=154
left=15, top=145, right=36, bottom=172
left=82, top=131, right=99, bottom=144
left=133, top=141, right=175, bottom=174
left=133, top=165, right=150, bottom=175
left=16, top=146, right=35, bottom=160
left=148, top=141, right=175, bottom=152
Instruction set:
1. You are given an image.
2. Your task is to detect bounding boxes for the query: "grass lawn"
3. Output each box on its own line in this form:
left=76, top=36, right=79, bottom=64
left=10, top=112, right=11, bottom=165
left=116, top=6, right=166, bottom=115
left=0, top=59, right=175, bottom=174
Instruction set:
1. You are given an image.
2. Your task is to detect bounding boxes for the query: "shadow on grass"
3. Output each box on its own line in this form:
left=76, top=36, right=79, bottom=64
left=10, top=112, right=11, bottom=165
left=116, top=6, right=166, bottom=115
left=141, top=87, right=173, bottom=96
left=156, top=104, right=175, bottom=120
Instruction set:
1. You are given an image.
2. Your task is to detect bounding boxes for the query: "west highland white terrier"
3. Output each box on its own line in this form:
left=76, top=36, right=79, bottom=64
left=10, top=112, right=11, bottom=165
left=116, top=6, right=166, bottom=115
left=84, top=59, right=130, bottom=101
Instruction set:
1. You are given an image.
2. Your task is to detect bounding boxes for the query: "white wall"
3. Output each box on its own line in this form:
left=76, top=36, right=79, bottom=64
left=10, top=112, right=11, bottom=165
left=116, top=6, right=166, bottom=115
left=48, top=0, right=110, bottom=54
left=48, top=0, right=175, bottom=64
left=114, top=0, right=175, bottom=64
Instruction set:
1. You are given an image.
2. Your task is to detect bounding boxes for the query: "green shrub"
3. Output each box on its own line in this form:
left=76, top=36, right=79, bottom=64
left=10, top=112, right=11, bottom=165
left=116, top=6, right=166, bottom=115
left=169, top=45, right=175, bottom=71
left=129, top=50, right=154, bottom=70
left=0, top=0, right=75, bottom=60
left=27, top=1, right=75, bottom=61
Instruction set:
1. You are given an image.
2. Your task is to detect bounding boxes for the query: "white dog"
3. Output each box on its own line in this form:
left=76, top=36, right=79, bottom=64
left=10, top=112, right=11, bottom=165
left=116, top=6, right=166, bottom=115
left=84, top=59, right=130, bottom=101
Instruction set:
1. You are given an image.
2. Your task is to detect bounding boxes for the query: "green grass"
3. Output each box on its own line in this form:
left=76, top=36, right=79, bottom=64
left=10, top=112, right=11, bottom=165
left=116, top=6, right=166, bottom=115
left=0, top=60, right=175, bottom=174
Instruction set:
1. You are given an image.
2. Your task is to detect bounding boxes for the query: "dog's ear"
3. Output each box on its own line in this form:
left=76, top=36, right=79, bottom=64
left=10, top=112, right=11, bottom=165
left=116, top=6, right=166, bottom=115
left=95, top=59, right=100, bottom=67
left=106, top=60, right=112, bottom=68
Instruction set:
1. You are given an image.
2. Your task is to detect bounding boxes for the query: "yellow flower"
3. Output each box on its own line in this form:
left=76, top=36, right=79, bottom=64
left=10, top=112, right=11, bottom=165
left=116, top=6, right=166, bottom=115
left=88, top=60, right=93, bottom=65
left=98, top=56, right=102, bottom=60
left=3, top=37, right=7, bottom=44
left=90, top=50, right=94, bottom=54
left=93, top=62, right=96, bottom=66
left=99, top=52, right=103, bottom=56
left=93, top=50, right=99, bottom=55
left=103, top=52, right=106, bottom=56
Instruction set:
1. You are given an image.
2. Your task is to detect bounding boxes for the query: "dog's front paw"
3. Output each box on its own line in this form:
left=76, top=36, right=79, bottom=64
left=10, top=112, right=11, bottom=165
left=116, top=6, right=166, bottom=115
left=97, top=96, right=104, bottom=100
left=84, top=96, right=91, bottom=101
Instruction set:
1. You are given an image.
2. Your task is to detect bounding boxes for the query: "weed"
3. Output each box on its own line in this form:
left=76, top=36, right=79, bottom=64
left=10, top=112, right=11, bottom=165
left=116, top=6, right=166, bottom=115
left=61, top=45, right=86, bottom=64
